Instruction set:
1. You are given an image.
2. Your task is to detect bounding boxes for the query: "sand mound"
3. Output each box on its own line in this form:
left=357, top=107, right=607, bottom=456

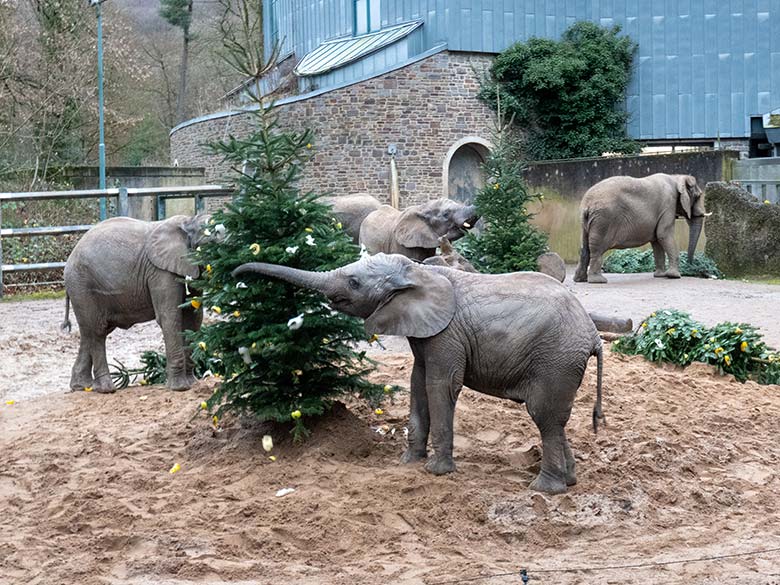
left=1, top=347, right=780, bottom=584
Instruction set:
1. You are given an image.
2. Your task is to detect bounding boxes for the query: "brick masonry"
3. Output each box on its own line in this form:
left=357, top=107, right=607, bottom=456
left=170, top=51, right=496, bottom=208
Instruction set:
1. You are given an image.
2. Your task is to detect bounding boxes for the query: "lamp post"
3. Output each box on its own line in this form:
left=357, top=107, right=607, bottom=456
left=90, top=0, right=108, bottom=220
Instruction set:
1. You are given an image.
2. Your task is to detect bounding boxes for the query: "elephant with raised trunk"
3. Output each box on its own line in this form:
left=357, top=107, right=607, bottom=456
left=574, top=173, right=709, bottom=284
left=360, top=198, right=479, bottom=261
left=233, top=254, right=604, bottom=494
left=62, top=214, right=211, bottom=393
left=320, top=194, right=382, bottom=243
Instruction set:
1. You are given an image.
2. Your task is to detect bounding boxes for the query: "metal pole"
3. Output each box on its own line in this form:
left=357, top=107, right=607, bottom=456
left=96, top=1, right=107, bottom=220
left=0, top=201, right=4, bottom=298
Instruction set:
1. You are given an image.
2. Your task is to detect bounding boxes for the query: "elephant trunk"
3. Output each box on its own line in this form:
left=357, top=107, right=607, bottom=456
left=687, top=215, right=704, bottom=262
left=462, top=204, right=480, bottom=229
left=232, top=262, right=338, bottom=296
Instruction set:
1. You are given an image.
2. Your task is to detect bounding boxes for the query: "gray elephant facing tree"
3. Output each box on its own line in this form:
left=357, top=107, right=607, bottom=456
left=360, top=198, right=479, bottom=261
left=233, top=254, right=604, bottom=494
left=63, top=214, right=211, bottom=393
left=574, top=173, right=709, bottom=284
left=320, top=194, right=383, bottom=243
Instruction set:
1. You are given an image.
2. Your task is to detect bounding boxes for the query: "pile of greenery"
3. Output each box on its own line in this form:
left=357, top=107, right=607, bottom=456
left=481, top=21, right=639, bottom=160
left=187, top=100, right=395, bottom=440
left=603, top=249, right=723, bottom=279
left=109, top=350, right=209, bottom=389
left=458, top=110, right=548, bottom=273
left=613, top=309, right=780, bottom=385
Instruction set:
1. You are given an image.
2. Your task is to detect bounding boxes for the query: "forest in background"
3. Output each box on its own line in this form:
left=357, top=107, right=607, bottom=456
left=0, top=0, right=256, bottom=182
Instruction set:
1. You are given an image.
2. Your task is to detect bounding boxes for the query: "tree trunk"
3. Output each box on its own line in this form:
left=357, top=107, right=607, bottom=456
left=175, top=3, right=193, bottom=123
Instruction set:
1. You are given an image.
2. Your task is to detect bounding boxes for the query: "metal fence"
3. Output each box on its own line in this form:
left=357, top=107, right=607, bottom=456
left=0, top=185, right=232, bottom=296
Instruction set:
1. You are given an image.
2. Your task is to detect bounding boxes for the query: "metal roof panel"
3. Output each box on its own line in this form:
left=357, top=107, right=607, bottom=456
left=294, top=20, right=423, bottom=76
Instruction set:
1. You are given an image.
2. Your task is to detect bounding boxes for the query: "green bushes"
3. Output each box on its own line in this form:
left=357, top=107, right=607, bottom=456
left=613, top=309, right=780, bottom=384
left=603, top=249, right=723, bottom=279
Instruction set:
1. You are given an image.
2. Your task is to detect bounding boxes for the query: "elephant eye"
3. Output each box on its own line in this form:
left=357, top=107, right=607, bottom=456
left=348, top=277, right=360, bottom=290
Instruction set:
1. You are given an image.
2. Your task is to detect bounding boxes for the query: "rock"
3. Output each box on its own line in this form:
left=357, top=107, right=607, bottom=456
left=537, top=252, right=566, bottom=282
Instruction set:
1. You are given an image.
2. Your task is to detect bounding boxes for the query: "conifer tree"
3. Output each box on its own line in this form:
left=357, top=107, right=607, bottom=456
left=461, top=93, right=549, bottom=273
left=189, top=101, right=391, bottom=440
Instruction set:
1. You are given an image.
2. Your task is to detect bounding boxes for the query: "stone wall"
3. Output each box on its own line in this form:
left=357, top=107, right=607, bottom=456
left=705, top=182, right=780, bottom=277
left=170, top=50, right=496, bottom=208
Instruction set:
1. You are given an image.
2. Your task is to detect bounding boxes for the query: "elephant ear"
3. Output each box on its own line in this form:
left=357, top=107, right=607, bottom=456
left=364, top=263, right=455, bottom=339
left=146, top=215, right=201, bottom=279
left=395, top=210, right=441, bottom=249
left=676, top=175, right=694, bottom=219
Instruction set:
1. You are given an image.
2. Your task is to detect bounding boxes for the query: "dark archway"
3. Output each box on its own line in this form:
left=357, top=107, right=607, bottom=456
left=443, top=138, right=490, bottom=204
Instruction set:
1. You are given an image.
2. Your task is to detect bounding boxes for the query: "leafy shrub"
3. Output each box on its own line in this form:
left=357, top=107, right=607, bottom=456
left=603, top=249, right=722, bottom=279
left=613, top=309, right=780, bottom=384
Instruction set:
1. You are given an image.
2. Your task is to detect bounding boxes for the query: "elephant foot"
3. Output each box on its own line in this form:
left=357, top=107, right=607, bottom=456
left=573, top=267, right=588, bottom=283
left=666, top=269, right=681, bottom=279
left=587, top=273, right=608, bottom=284
left=91, top=373, right=116, bottom=394
left=565, top=468, right=577, bottom=487
left=424, top=454, right=456, bottom=476
left=400, top=448, right=428, bottom=464
left=69, top=379, right=94, bottom=392
left=167, top=373, right=196, bottom=392
left=529, top=472, right=568, bottom=495
left=653, top=270, right=666, bottom=278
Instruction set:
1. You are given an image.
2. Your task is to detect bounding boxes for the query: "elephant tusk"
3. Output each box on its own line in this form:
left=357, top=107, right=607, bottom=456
left=463, top=222, right=471, bottom=228
left=703, top=212, right=713, bottom=217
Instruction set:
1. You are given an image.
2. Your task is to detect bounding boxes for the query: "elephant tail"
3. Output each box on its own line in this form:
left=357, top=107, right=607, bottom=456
left=591, top=341, right=606, bottom=433
left=61, top=294, right=72, bottom=334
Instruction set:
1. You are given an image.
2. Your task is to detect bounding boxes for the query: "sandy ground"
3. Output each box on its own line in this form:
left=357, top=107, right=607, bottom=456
left=1, top=349, right=780, bottom=584
left=2, top=276, right=780, bottom=584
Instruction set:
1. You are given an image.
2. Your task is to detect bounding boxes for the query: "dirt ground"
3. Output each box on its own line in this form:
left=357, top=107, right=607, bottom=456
left=1, top=276, right=780, bottom=584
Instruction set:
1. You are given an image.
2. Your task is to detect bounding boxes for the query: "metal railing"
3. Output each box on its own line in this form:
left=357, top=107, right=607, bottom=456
left=733, top=179, right=780, bottom=203
left=0, top=184, right=233, bottom=296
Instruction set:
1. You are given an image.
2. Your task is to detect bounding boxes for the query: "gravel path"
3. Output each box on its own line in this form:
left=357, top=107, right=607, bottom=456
left=2, top=272, right=779, bottom=402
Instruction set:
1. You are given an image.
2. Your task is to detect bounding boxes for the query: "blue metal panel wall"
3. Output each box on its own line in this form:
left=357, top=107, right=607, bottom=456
left=266, top=0, right=778, bottom=139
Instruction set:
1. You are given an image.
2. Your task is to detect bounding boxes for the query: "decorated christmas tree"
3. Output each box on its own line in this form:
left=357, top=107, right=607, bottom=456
left=188, top=100, right=391, bottom=440
left=460, top=92, right=549, bottom=273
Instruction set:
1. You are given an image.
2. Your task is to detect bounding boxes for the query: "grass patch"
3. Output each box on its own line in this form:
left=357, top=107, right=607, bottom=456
left=1, top=289, right=66, bottom=302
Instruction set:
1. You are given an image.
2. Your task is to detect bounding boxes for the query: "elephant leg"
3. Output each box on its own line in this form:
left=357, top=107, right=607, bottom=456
left=586, top=242, right=609, bottom=284
left=658, top=233, right=681, bottom=278
left=151, top=280, right=192, bottom=391
left=90, top=330, right=115, bottom=393
left=563, top=438, right=577, bottom=486
left=573, top=226, right=590, bottom=282
left=181, top=306, right=202, bottom=382
left=401, top=359, right=430, bottom=464
left=70, top=334, right=94, bottom=391
left=422, top=361, right=463, bottom=476
left=527, top=388, right=573, bottom=494
left=651, top=241, right=667, bottom=277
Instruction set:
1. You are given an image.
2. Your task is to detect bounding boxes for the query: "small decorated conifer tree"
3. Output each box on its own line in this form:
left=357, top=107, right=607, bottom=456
left=460, top=91, right=549, bottom=273
left=188, top=99, right=391, bottom=440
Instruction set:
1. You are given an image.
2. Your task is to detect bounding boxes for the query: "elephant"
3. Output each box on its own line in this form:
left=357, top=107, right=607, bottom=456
left=359, top=198, right=479, bottom=262
left=421, top=236, right=478, bottom=272
left=62, top=214, right=211, bottom=393
left=574, top=173, right=709, bottom=284
left=233, top=253, right=604, bottom=494
left=320, top=194, right=383, bottom=244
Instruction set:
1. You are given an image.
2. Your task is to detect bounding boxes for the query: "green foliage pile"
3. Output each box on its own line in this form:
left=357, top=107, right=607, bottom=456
left=603, top=249, right=723, bottom=279
left=459, top=120, right=548, bottom=273
left=189, top=102, right=395, bottom=440
left=482, top=21, right=639, bottom=160
left=613, top=310, right=780, bottom=384
left=109, top=350, right=210, bottom=389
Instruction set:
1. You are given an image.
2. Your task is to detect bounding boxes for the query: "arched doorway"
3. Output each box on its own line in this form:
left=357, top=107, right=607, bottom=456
left=442, top=137, right=491, bottom=204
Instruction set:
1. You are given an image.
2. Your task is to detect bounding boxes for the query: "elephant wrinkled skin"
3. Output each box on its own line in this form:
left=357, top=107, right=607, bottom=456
left=320, top=194, right=383, bottom=244
left=62, top=214, right=210, bottom=393
left=233, top=254, right=604, bottom=494
left=574, top=173, right=708, bottom=284
left=360, top=198, right=479, bottom=261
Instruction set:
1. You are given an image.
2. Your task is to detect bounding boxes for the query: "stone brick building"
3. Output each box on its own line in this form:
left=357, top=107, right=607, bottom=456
left=170, top=1, right=780, bottom=205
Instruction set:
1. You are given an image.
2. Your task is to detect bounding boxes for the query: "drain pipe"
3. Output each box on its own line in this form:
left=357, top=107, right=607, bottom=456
left=388, top=143, right=400, bottom=209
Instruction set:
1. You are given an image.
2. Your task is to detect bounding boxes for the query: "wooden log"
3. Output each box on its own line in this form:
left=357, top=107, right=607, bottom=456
left=589, top=313, right=634, bottom=333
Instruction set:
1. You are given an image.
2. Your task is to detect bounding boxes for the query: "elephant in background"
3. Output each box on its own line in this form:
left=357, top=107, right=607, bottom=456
left=62, top=214, right=211, bottom=392
left=320, top=194, right=382, bottom=243
left=360, top=198, right=479, bottom=262
left=574, top=174, right=709, bottom=284
left=233, top=254, right=604, bottom=494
